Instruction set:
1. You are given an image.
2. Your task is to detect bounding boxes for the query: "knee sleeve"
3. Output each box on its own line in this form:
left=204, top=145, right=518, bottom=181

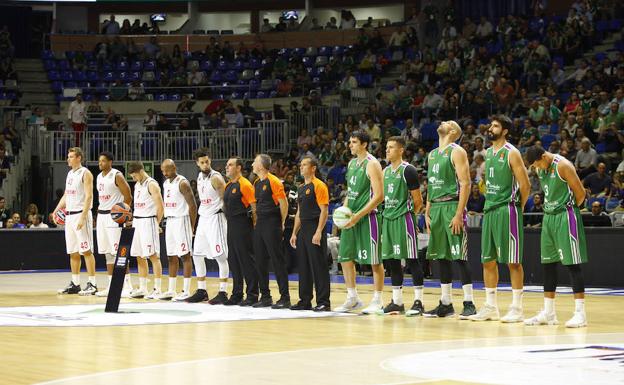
left=406, top=259, right=424, bottom=286
left=216, top=254, right=229, bottom=279
left=193, top=256, right=207, bottom=278
left=454, top=260, right=472, bottom=285
left=566, top=264, right=585, bottom=294
left=105, top=253, right=116, bottom=265
left=384, top=259, right=403, bottom=287
left=543, top=263, right=558, bottom=293
left=439, top=259, right=453, bottom=284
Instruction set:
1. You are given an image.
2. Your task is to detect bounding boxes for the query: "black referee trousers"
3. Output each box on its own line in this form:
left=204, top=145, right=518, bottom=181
left=226, top=215, right=259, bottom=299
left=254, top=215, right=290, bottom=299
left=296, top=220, right=330, bottom=306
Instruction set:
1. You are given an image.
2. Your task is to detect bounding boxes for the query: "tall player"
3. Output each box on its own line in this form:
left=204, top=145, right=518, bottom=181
left=159, top=159, right=197, bottom=301
left=186, top=148, right=230, bottom=304
left=55, top=147, right=97, bottom=295
left=470, top=116, right=530, bottom=322
left=381, top=137, right=425, bottom=316
left=94, top=151, right=133, bottom=298
left=423, top=121, right=476, bottom=319
left=334, top=130, right=385, bottom=314
left=127, top=161, right=164, bottom=299
left=525, top=145, right=588, bottom=328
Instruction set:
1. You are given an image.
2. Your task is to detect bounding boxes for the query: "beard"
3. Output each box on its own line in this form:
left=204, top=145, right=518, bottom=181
left=487, top=131, right=502, bottom=141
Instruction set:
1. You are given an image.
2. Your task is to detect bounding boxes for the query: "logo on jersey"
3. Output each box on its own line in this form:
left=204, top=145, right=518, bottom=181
left=232, top=188, right=237, bottom=194
left=306, top=188, right=310, bottom=195
left=262, top=185, right=267, bottom=191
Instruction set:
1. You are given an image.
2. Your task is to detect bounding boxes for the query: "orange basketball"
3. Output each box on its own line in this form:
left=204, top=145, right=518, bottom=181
left=110, top=202, right=132, bottom=224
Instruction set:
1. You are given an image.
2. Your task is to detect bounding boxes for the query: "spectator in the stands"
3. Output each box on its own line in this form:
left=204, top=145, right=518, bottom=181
left=67, top=93, right=86, bottom=145
left=364, top=119, right=381, bottom=142
left=310, top=18, right=323, bottom=31
left=388, top=26, right=408, bottom=50
left=188, top=67, right=206, bottom=86
left=475, top=16, right=493, bottom=43
left=339, top=70, right=357, bottom=98
left=120, top=19, right=132, bottom=34
left=176, top=95, right=194, bottom=113
left=518, top=119, right=539, bottom=149
left=130, top=19, right=142, bottom=34
left=575, top=137, right=598, bottom=178
left=596, top=122, right=624, bottom=167
left=29, top=214, right=48, bottom=229
left=525, top=193, right=544, bottom=227
left=143, top=108, right=156, bottom=128
left=87, top=97, right=102, bottom=113
left=604, top=102, right=624, bottom=130
left=10, top=213, right=25, bottom=229
left=171, top=66, right=187, bottom=87
left=339, top=10, right=356, bottom=29
left=155, top=115, right=173, bottom=131
left=103, top=15, right=120, bottom=35
left=609, top=88, right=624, bottom=113
left=127, top=80, right=145, bottom=101
left=467, top=184, right=485, bottom=214
left=143, top=36, right=161, bottom=59
left=583, top=162, right=611, bottom=197
left=0, top=196, right=9, bottom=226
left=325, top=17, right=338, bottom=30
left=260, top=18, right=272, bottom=33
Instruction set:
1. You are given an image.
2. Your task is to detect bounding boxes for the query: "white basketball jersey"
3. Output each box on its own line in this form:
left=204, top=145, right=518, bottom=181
left=97, top=168, right=124, bottom=211
left=197, top=170, right=223, bottom=216
left=163, top=174, right=189, bottom=217
left=65, top=167, right=90, bottom=211
left=134, top=177, right=157, bottom=217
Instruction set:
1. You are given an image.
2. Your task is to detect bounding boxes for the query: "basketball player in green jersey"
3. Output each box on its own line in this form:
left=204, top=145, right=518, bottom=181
left=423, top=121, right=476, bottom=319
left=470, top=115, right=530, bottom=323
left=381, top=137, right=425, bottom=316
left=335, top=130, right=385, bottom=314
left=525, top=145, right=588, bottom=328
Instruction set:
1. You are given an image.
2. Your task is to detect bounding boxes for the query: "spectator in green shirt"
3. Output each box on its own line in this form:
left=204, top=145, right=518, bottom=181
left=519, top=119, right=540, bottom=148
left=604, top=102, right=624, bottom=130
left=528, top=99, right=545, bottom=124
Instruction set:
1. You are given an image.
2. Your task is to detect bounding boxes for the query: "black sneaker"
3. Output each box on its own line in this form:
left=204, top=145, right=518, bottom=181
left=78, top=282, right=98, bottom=296
left=185, top=289, right=209, bottom=303
left=239, top=296, right=258, bottom=307
left=423, top=301, right=455, bottom=318
left=290, top=301, right=312, bottom=310
left=405, top=300, right=425, bottom=317
left=459, top=301, right=477, bottom=320
left=208, top=291, right=228, bottom=305
left=271, top=297, right=291, bottom=309
left=57, top=281, right=81, bottom=295
left=224, top=294, right=243, bottom=306
left=383, top=301, right=405, bottom=315
left=312, top=304, right=331, bottom=312
left=252, top=296, right=273, bottom=308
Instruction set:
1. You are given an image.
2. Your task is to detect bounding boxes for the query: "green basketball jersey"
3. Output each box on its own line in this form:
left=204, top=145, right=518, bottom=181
left=537, top=155, right=574, bottom=214
left=346, top=153, right=375, bottom=213
left=484, top=142, right=519, bottom=212
left=427, top=143, right=460, bottom=202
left=383, top=161, right=411, bottom=219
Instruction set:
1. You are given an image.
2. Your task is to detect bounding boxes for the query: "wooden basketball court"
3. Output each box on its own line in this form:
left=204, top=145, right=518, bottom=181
left=0, top=272, right=622, bottom=385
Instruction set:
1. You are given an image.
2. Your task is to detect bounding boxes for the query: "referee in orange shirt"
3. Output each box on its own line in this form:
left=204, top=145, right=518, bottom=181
left=223, top=157, right=259, bottom=306
left=252, top=154, right=290, bottom=309
left=289, top=156, right=331, bottom=311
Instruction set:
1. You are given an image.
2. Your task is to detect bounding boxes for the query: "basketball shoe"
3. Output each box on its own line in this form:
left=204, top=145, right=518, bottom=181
left=565, top=311, right=587, bottom=328
left=459, top=301, right=477, bottom=319
left=500, top=306, right=524, bottom=323
left=173, top=291, right=191, bottom=302
left=158, top=291, right=176, bottom=300
left=382, top=301, right=405, bottom=315
left=468, top=304, right=500, bottom=321
left=423, top=301, right=455, bottom=318
left=524, top=309, right=559, bottom=325
left=405, top=300, right=425, bottom=317
left=78, top=282, right=97, bottom=296
left=361, top=299, right=384, bottom=315
left=58, top=281, right=81, bottom=295
left=185, top=289, right=209, bottom=303
left=333, top=297, right=364, bottom=313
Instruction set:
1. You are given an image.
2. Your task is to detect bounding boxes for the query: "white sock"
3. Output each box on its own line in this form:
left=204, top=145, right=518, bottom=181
left=574, top=298, right=585, bottom=313
left=139, top=277, right=147, bottom=291
left=512, top=289, right=523, bottom=309
left=72, top=274, right=80, bottom=286
left=169, top=277, right=177, bottom=292
left=108, top=275, right=112, bottom=285
left=462, top=284, right=473, bottom=302
left=154, top=278, right=162, bottom=292
left=124, top=275, right=133, bottom=290
left=88, top=276, right=96, bottom=285
left=544, top=297, right=555, bottom=313
left=198, top=280, right=207, bottom=290
left=414, top=286, right=424, bottom=302
left=372, top=290, right=383, bottom=303
left=183, top=278, right=191, bottom=293
left=392, top=286, right=403, bottom=306
left=485, top=288, right=497, bottom=307
left=219, top=281, right=227, bottom=292
left=347, top=287, right=357, bottom=299
left=441, top=283, right=452, bottom=305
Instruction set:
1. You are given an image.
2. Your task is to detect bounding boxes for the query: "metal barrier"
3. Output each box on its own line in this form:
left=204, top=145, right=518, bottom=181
left=0, top=108, right=32, bottom=212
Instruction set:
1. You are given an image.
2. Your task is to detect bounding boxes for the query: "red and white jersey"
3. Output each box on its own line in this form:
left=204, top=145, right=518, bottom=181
left=163, top=174, right=189, bottom=218
left=197, top=170, right=223, bottom=217
left=97, top=168, right=124, bottom=211
left=134, top=177, right=157, bottom=217
left=65, top=167, right=91, bottom=211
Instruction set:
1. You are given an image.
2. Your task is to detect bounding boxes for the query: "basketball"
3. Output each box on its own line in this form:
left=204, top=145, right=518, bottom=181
left=110, top=202, right=132, bottom=224
left=332, top=206, right=353, bottom=229
left=53, top=208, right=67, bottom=225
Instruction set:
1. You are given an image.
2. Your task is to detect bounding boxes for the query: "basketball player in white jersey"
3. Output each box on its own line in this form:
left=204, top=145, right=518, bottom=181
left=186, top=148, right=230, bottom=304
left=159, top=159, right=197, bottom=301
left=127, top=161, right=164, bottom=299
left=94, top=151, right=134, bottom=298
left=54, top=147, right=97, bottom=295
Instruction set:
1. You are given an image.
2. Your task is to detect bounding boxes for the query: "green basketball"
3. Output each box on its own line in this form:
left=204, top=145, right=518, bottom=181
left=332, top=206, right=353, bottom=229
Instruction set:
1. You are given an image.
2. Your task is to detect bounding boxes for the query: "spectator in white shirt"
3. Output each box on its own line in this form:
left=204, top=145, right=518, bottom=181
left=188, top=68, right=206, bottom=86
left=339, top=70, right=358, bottom=96
left=143, top=108, right=157, bottom=128
left=67, top=93, right=86, bottom=145
left=29, top=215, right=49, bottom=229
left=104, top=15, right=120, bottom=35
left=388, top=26, right=408, bottom=48
left=475, top=16, right=493, bottom=42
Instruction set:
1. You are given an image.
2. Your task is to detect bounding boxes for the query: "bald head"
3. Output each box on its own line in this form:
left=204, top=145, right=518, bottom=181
left=160, top=159, right=177, bottom=179
left=437, top=120, right=463, bottom=141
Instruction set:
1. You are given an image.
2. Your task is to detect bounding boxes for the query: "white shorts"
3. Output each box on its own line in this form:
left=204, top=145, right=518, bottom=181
left=65, top=211, right=94, bottom=255
left=165, top=216, right=193, bottom=257
left=193, top=213, right=227, bottom=259
left=130, top=217, right=160, bottom=258
left=96, top=213, right=122, bottom=255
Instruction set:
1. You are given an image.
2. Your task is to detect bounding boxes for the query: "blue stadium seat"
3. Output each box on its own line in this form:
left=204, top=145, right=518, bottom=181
left=87, top=71, right=99, bottom=82
left=47, top=71, right=60, bottom=81
left=201, top=60, right=213, bottom=71
left=73, top=71, right=87, bottom=82
left=217, top=60, right=230, bottom=71
left=144, top=61, right=156, bottom=71
left=131, top=61, right=143, bottom=71
left=225, top=70, right=238, bottom=82
left=595, top=142, right=606, bottom=154
left=58, top=60, right=70, bottom=71
left=44, top=60, right=56, bottom=70
left=421, top=122, right=438, bottom=141
left=541, top=134, right=556, bottom=149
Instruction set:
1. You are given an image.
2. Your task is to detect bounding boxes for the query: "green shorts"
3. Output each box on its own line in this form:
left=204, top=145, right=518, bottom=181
left=337, top=212, right=381, bottom=265
left=426, top=202, right=467, bottom=261
left=481, top=203, right=523, bottom=264
left=541, top=205, right=588, bottom=266
left=381, top=212, right=419, bottom=260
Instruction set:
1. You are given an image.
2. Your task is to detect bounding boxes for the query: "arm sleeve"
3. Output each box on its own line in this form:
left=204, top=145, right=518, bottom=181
left=314, top=180, right=329, bottom=206
left=241, top=179, right=256, bottom=205
left=269, top=175, right=286, bottom=203
left=404, top=164, right=420, bottom=191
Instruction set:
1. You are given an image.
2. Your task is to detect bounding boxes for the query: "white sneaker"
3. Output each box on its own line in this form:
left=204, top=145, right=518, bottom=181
left=173, top=291, right=191, bottom=301
left=95, top=288, right=109, bottom=297
left=565, top=311, right=587, bottom=328
left=468, top=304, right=500, bottom=321
left=524, top=309, right=559, bottom=326
left=130, top=288, right=148, bottom=299
left=145, top=289, right=161, bottom=300
left=361, top=300, right=384, bottom=315
left=158, top=290, right=176, bottom=300
left=333, top=297, right=364, bottom=313
left=121, top=287, right=132, bottom=298
left=500, top=306, right=524, bottom=323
